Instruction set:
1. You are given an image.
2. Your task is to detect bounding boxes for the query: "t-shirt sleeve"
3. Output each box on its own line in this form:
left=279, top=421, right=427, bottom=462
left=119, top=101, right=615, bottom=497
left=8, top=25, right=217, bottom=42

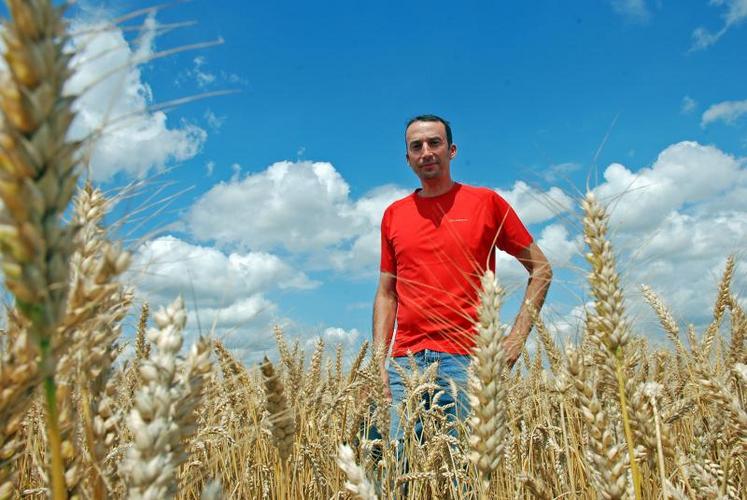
left=492, top=192, right=534, bottom=256
left=380, top=207, right=396, bottom=274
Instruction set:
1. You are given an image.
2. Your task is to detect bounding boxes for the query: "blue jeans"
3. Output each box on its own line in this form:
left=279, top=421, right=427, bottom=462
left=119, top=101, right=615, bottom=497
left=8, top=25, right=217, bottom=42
left=388, top=349, right=471, bottom=442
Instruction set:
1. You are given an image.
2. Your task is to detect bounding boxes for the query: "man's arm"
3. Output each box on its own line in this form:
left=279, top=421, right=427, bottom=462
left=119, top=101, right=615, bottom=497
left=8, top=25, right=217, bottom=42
left=504, top=242, right=553, bottom=368
left=372, top=272, right=397, bottom=398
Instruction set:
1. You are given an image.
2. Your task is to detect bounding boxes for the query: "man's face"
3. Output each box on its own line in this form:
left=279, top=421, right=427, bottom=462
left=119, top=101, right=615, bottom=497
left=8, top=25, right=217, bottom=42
left=405, top=120, right=457, bottom=182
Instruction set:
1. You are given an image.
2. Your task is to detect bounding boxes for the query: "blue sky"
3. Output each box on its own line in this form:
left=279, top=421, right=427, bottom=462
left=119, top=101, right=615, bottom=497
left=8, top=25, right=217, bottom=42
left=4, top=0, right=746, bottom=360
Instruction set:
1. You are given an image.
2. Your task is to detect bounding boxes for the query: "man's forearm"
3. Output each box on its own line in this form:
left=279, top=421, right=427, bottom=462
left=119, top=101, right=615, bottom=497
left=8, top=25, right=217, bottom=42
left=506, top=264, right=552, bottom=357
left=372, top=292, right=397, bottom=366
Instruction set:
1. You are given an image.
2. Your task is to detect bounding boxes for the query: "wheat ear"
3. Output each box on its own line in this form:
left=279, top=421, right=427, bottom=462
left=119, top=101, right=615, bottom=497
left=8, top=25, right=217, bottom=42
left=56, top=183, right=131, bottom=497
left=0, top=1, right=82, bottom=497
left=0, top=311, right=38, bottom=498
left=641, top=285, right=687, bottom=362
left=582, top=192, right=642, bottom=499
left=121, top=296, right=203, bottom=498
left=566, top=347, right=629, bottom=499
left=260, top=356, right=296, bottom=462
left=468, top=270, right=509, bottom=495
left=336, top=444, right=378, bottom=500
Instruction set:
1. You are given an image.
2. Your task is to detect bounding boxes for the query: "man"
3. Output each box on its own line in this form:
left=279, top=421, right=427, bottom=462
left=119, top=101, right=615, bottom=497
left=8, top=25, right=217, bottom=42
left=373, top=114, right=552, bottom=440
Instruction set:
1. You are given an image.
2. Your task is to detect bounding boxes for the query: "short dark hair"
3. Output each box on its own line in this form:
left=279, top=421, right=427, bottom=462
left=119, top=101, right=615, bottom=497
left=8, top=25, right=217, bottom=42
left=405, top=114, right=453, bottom=146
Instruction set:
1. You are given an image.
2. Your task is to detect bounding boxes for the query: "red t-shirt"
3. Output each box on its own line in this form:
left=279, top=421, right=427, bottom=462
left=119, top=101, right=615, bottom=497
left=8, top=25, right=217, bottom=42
left=380, top=182, right=533, bottom=356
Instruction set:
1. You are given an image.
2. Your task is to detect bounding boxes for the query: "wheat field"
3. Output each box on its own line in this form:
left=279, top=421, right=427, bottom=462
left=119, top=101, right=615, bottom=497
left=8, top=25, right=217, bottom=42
left=0, top=1, right=745, bottom=499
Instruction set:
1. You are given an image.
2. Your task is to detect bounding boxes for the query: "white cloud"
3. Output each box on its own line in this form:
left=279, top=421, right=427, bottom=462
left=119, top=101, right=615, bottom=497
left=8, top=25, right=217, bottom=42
left=537, top=224, right=580, bottom=269
left=701, top=99, right=747, bottom=126
left=189, top=161, right=410, bottom=274
left=188, top=295, right=277, bottom=330
left=322, top=184, right=411, bottom=273
left=548, top=304, right=590, bottom=345
left=506, top=140, right=747, bottom=343
left=131, top=235, right=317, bottom=307
left=63, top=16, right=206, bottom=181
left=610, top=0, right=651, bottom=22
left=593, top=141, right=745, bottom=232
left=129, top=235, right=322, bottom=362
left=305, top=327, right=362, bottom=352
left=681, top=96, right=698, bottom=115
left=691, top=0, right=747, bottom=50
left=493, top=222, right=578, bottom=290
left=189, top=161, right=359, bottom=251
left=620, top=211, right=747, bottom=319
left=496, top=181, right=574, bottom=225
left=587, top=141, right=747, bottom=326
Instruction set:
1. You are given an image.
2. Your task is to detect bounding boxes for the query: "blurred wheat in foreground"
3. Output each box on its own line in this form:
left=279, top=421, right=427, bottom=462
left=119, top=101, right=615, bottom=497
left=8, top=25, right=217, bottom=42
left=1, top=1, right=746, bottom=499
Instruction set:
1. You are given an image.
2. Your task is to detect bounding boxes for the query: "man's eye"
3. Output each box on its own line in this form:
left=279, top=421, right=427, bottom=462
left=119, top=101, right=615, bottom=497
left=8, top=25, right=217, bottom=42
left=411, top=144, right=422, bottom=151
left=429, top=140, right=441, bottom=146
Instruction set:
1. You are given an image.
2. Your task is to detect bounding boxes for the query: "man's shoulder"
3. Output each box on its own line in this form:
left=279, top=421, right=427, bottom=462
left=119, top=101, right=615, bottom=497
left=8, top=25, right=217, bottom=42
left=456, top=183, right=500, bottom=203
left=384, top=191, right=416, bottom=213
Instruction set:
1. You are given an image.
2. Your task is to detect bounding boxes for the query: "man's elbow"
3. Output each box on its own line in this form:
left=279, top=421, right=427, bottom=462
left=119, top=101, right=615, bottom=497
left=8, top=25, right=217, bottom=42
left=374, top=286, right=397, bottom=305
left=532, top=258, right=553, bottom=287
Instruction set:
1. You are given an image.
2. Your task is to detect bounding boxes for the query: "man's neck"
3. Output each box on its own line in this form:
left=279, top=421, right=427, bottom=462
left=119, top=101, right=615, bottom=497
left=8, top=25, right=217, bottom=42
left=418, top=177, right=455, bottom=198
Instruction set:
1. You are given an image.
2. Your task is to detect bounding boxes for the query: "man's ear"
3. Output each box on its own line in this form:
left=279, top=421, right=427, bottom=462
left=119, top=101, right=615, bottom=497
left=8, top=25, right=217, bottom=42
left=449, top=144, right=457, bottom=159
left=405, top=153, right=410, bottom=163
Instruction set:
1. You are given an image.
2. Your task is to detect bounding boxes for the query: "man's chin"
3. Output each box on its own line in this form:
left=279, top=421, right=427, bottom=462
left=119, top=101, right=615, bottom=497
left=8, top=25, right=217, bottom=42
left=419, top=168, right=440, bottom=179
left=418, top=173, right=440, bottom=181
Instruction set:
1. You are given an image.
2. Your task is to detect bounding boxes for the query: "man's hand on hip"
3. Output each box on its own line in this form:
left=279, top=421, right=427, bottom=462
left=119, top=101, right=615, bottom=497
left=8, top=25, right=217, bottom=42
left=380, top=365, right=392, bottom=401
left=503, top=336, right=522, bottom=369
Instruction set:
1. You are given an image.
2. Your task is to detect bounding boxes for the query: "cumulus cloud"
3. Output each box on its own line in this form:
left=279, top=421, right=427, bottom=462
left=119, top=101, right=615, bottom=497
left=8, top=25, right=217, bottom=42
left=189, top=161, right=409, bottom=273
left=496, top=181, right=574, bottom=225
left=0, top=17, right=205, bottom=183
left=610, top=0, right=651, bottom=22
left=131, top=235, right=317, bottom=306
left=189, top=161, right=359, bottom=251
left=63, top=16, right=206, bottom=181
left=593, top=141, right=745, bottom=232
left=537, top=224, right=580, bottom=269
left=128, top=235, right=323, bottom=362
left=701, top=99, right=747, bottom=126
left=305, top=327, right=362, bottom=353
left=691, top=0, right=747, bottom=50
left=504, top=140, right=747, bottom=344
left=587, top=141, right=747, bottom=326
left=323, top=184, right=411, bottom=273
left=494, top=222, right=578, bottom=289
